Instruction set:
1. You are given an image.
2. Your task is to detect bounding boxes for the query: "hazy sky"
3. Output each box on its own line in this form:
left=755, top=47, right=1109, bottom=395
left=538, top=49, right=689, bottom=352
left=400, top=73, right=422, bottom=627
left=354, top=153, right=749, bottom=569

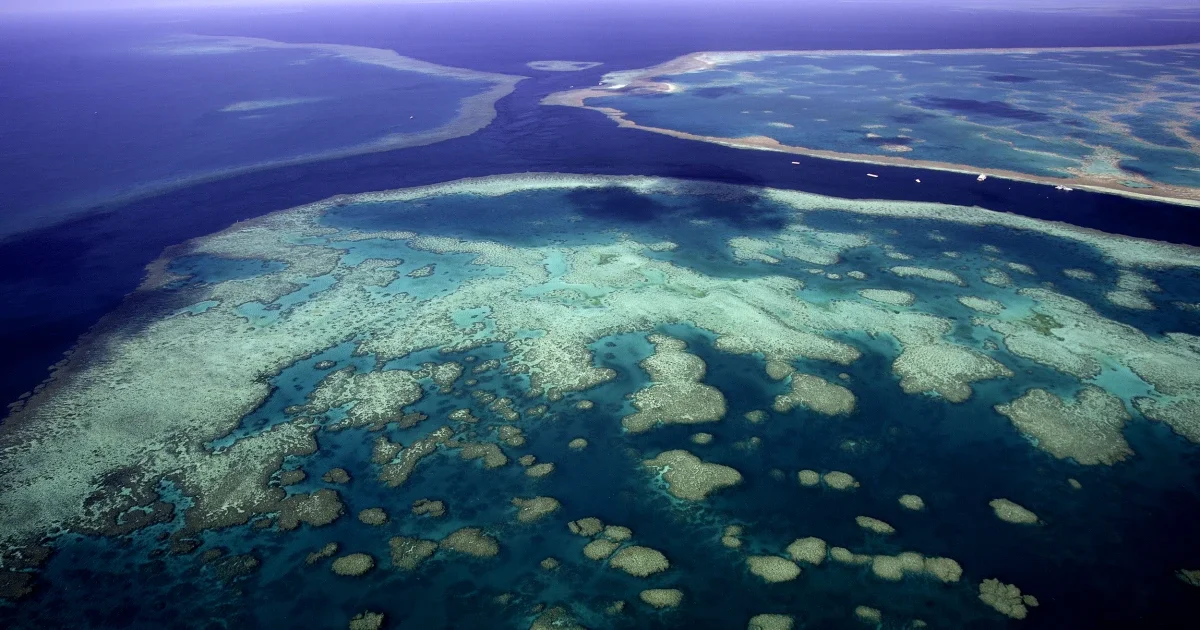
left=3, top=0, right=1197, bottom=14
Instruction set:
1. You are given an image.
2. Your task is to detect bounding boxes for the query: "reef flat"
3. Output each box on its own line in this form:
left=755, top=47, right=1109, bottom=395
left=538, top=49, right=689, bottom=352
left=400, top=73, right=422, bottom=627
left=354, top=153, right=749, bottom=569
left=2, top=173, right=1200, bottom=627
left=546, top=45, right=1200, bottom=205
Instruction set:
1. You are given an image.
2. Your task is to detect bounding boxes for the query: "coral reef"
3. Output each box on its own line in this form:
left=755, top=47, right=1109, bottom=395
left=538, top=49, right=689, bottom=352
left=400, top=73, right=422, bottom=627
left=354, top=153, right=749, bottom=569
left=358, top=507, right=388, bottom=526
left=990, top=498, right=1040, bottom=525
left=978, top=578, right=1039, bottom=619
left=797, top=470, right=821, bottom=487
left=331, top=553, right=375, bottom=576
left=855, top=606, right=882, bottom=624
left=748, top=614, right=794, bottom=630
left=856, top=516, right=895, bottom=535
left=822, top=471, right=860, bottom=491
left=526, top=462, right=555, bottom=478
left=899, top=494, right=925, bottom=511
left=858, top=289, right=916, bottom=307
left=623, top=335, right=726, bottom=433
left=583, top=539, right=620, bottom=560
left=306, top=542, right=339, bottom=565
left=440, top=527, right=500, bottom=557
left=996, top=387, right=1132, bottom=465
left=512, top=496, right=561, bottom=523
left=893, top=343, right=1012, bottom=402
left=568, top=518, right=605, bottom=537
left=389, top=536, right=438, bottom=570
left=774, top=374, right=856, bottom=415
left=644, top=449, right=743, bottom=500
left=348, top=611, right=385, bottom=630
left=889, top=266, right=966, bottom=286
left=411, top=498, right=446, bottom=518
left=609, top=545, right=670, bottom=577
left=747, top=555, right=802, bottom=582
left=640, top=588, right=683, bottom=609
left=786, top=537, right=826, bottom=565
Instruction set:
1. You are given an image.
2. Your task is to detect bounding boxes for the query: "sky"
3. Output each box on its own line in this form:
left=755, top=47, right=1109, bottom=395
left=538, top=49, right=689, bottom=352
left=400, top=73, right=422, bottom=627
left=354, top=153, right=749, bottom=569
left=4, top=0, right=1200, bottom=14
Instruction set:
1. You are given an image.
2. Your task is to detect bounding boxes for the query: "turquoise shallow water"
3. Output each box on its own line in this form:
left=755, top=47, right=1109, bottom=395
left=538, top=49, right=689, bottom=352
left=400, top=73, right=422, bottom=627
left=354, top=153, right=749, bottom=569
left=4, top=180, right=1200, bottom=628
left=595, top=48, right=1200, bottom=188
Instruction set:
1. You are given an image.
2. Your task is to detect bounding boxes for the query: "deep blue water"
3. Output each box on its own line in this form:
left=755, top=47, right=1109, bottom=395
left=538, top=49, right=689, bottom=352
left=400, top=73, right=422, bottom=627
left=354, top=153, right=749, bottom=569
left=2, top=3, right=1200, bottom=628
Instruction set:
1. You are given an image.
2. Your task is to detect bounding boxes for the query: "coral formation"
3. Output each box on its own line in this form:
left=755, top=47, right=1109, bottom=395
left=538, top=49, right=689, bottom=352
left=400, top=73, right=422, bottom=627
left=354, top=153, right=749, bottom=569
left=899, top=494, right=925, bottom=511
left=389, top=536, right=438, bottom=570
left=305, top=542, right=339, bottom=565
left=609, top=545, right=670, bottom=577
left=995, top=387, right=1132, bottom=465
left=348, top=611, right=385, bottom=630
left=748, top=614, right=794, bottom=630
left=893, top=343, right=1012, bottom=402
left=978, top=578, right=1039, bottom=619
left=512, top=496, right=561, bottom=523
left=530, top=606, right=586, bottom=630
left=957, top=296, right=1005, bottom=315
left=889, top=266, right=966, bottom=286
left=460, top=442, right=509, bottom=469
left=990, top=498, right=1040, bottom=525
left=797, top=470, right=821, bottom=487
left=331, top=553, right=375, bottom=576
left=822, top=471, right=860, bottom=491
left=411, top=498, right=446, bottom=518
left=856, top=516, right=896, bottom=535
left=440, top=527, right=500, bottom=557
left=526, top=462, right=555, bottom=478
left=623, top=335, right=727, bottom=433
left=358, top=507, right=388, bottom=526
left=722, top=525, right=744, bottom=549
left=774, top=374, right=856, bottom=415
left=568, top=518, right=604, bottom=537
left=644, top=449, right=743, bottom=500
left=858, top=289, right=916, bottom=307
left=786, top=537, right=826, bottom=565
left=568, top=438, right=589, bottom=451
left=583, top=539, right=620, bottom=560
left=640, top=588, right=684, bottom=609
left=322, top=468, right=351, bottom=484
left=855, top=606, right=882, bottom=624
left=277, top=489, right=345, bottom=530
left=747, top=555, right=802, bottom=582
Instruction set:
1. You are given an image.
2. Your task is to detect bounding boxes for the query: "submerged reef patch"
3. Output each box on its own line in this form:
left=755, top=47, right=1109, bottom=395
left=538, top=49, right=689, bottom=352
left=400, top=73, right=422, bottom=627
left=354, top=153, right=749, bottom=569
left=644, top=449, right=743, bottom=500
left=995, top=387, right=1132, bottom=465
left=989, top=499, right=1040, bottom=525
left=979, top=578, right=1039, bottom=619
left=623, top=335, right=727, bottom=433
left=773, top=374, right=856, bottom=416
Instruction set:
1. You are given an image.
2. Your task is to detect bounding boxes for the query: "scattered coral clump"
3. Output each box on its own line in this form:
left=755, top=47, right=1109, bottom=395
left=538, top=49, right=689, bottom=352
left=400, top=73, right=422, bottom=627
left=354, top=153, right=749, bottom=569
left=979, top=578, right=1039, bottom=619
